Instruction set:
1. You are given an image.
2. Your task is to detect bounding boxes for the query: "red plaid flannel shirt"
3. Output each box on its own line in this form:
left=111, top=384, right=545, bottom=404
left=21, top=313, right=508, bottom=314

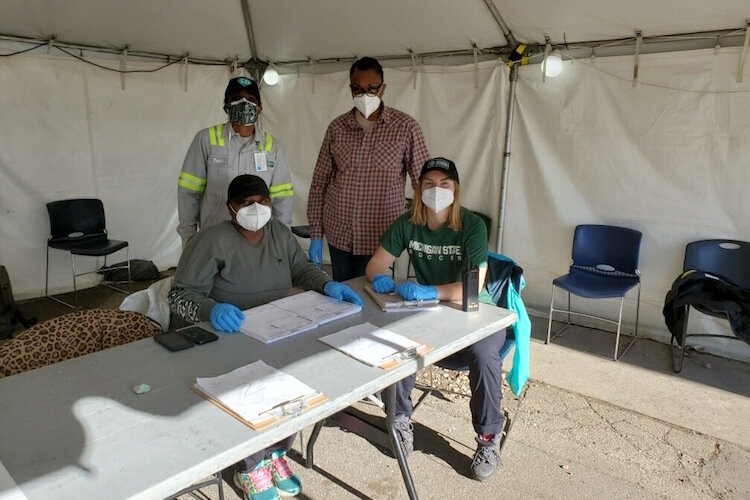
left=307, top=106, right=430, bottom=255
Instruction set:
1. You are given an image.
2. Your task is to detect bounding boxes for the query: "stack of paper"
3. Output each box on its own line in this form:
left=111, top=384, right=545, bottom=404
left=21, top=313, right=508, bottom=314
left=240, top=291, right=362, bottom=343
left=319, top=322, right=428, bottom=368
left=194, top=361, right=323, bottom=429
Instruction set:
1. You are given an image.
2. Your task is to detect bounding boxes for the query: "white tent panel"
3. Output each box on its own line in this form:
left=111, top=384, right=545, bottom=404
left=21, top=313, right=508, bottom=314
left=0, top=54, right=228, bottom=296
left=0, top=54, right=508, bottom=300
left=505, top=47, right=750, bottom=360
left=495, top=1, right=750, bottom=43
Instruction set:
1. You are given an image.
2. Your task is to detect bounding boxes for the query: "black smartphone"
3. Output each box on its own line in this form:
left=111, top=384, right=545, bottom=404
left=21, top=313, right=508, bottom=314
left=153, top=331, right=195, bottom=351
left=178, top=326, right=218, bottom=345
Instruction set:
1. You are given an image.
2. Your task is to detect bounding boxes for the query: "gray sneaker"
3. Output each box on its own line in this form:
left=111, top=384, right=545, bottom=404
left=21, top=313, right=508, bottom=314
left=393, top=415, right=414, bottom=458
left=471, top=435, right=501, bottom=482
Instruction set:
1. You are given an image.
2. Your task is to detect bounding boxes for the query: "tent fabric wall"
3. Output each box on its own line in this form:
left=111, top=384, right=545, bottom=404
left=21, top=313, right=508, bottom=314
left=0, top=55, right=509, bottom=299
left=0, top=54, right=228, bottom=297
left=504, top=48, right=750, bottom=361
left=2, top=47, right=749, bottom=361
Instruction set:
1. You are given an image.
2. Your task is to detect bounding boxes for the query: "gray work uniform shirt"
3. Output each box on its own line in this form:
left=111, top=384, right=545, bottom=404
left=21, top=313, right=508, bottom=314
left=168, top=219, right=330, bottom=323
left=177, top=121, right=294, bottom=246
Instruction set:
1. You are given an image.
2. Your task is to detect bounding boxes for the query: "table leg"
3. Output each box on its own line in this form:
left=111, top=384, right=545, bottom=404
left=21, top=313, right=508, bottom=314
left=384, top=384, right=418, bottom=500
left=306, top=420, right=324, bottom=469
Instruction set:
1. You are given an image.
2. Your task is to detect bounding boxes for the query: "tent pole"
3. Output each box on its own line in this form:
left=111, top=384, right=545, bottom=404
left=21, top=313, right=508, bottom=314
left=496, top=63, right=518, bottom=253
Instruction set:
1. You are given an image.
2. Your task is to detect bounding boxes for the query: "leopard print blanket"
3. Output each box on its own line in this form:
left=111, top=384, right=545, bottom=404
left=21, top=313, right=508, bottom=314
left=0, top=309, right=160, bottom=378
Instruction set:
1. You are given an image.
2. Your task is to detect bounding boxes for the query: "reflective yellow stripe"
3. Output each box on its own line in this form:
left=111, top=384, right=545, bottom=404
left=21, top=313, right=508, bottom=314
left=178, top=172, right=207, bottom=193
left=217, top=123, right=225, bottom=146
left=268, top=182, right=292, bottom=193
left=269, top=182, right=293, bottom=199
left=208, top=124, right=225, bottom=147
left=265, top=133, right=273, bottom=152
left=270, top=189, right=293, bottom=199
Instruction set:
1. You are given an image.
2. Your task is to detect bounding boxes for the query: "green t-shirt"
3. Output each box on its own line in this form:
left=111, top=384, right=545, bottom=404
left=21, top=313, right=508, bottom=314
left=380, top=208, right=488, bottom=286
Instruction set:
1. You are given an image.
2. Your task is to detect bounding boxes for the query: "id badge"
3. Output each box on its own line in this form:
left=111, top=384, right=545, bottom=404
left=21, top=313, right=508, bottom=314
left=254, top=152, right=268, bottom=172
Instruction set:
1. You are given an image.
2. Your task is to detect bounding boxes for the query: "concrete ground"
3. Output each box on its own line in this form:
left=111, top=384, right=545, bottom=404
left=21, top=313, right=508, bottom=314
left=12, top=284, right=750, bottom=499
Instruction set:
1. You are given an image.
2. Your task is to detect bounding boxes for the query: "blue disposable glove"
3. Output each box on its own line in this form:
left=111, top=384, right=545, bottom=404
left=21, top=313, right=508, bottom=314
left=324, top=281, right=364, bottom=306
left=397, top=281, right=439, bottom=301
left=309, top=239, right=323, bottom=268
left=372, top=274, right=397, bottom=293
left=209, top=303, right=245, bottom=333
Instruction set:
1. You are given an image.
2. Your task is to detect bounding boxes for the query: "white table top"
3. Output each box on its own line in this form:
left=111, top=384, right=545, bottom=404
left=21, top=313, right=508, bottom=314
left=0, top=277, right=516, bottom=500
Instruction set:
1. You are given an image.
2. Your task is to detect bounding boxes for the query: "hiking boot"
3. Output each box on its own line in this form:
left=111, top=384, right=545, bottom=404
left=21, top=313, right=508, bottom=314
left=393, top=415, right=414, bottom=458
left=234, top=460, right=279, bottom=500
left=471, top=435, right=501, bottom=482
left=269, top=450, right=302, bottom=497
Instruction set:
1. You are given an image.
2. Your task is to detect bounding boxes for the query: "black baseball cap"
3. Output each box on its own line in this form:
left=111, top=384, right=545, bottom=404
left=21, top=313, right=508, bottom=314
left=419, top=157, right=459, bottom=183
left=224, top=76, right=261, bottom=106
left=227, top=175, right=270, bottom=203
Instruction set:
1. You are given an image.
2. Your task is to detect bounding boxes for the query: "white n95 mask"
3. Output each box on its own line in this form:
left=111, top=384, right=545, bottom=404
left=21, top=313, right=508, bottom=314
left=421, top=187, right=454, bottom=213
left=353, top=94, right=381, bottom=119
left=233, top=203, right=271, bottom=231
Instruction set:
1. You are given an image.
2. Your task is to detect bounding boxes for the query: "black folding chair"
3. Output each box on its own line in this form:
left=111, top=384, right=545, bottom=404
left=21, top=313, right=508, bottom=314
left=45, top=199, right=131, bottom=308
left=672, top=239, right=750, bottom=372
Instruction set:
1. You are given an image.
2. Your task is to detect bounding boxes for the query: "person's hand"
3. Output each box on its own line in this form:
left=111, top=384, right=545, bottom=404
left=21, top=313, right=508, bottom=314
left=397, top=281, right=439, bottom=301
left=308, top=239, right=323, bottom=268
left=209, top=303, right=245, bottom=333
left=324, top=281, right=364, bottom=306
left=372, top=274, right=397, bottom=293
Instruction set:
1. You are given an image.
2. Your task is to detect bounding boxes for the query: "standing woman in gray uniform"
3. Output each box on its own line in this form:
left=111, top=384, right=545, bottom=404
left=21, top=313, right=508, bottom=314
left=177, top=76, right=294, bottom=247
left=169, top=175, right=361, bottom=500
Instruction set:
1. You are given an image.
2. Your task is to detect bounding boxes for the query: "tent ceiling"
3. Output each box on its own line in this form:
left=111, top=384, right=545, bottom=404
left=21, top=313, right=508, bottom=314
left=497, top=0, right=750, bottom=44
left=0, top=0, right=747, bottom=63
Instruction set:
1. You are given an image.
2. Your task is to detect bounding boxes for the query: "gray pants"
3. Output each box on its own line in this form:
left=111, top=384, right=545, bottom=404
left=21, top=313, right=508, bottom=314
left=389, top=328, right=507, bottom=436
left=242, top=434, right=296, bottom=471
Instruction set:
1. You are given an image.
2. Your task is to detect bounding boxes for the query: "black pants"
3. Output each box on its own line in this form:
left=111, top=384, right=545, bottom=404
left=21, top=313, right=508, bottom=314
left=389, top=328, right=507, bottom=436
left=329, top=245, right=371, bottom=282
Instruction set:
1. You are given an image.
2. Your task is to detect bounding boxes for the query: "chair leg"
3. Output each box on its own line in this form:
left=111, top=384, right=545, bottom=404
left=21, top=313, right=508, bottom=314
left=216, top=471, right=225, bottom=500
left=71, top=253, right=78, bottom=308
left=671, top=306, right=689, bottom=373
left=613, top=297, right=625, bottom=361
left=126, top=246, right=132, bottom=291
left=634, top=282, right=641, bottom=338
left=567, top=291, right=571, bottom=325
left=45, top=246, right=50, bottom=297
left=546, top=286, right=555, bottom=344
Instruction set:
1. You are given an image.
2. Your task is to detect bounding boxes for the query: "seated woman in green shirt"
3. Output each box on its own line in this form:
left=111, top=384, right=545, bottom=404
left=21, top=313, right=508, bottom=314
left=169, top=174, right=362, bottom=500
left=365, top=157, right=506, bottom=482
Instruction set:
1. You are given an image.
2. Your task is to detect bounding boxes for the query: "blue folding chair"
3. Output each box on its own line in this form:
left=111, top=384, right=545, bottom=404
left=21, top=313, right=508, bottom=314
left=546, top=224, right=642, bottom=361
left=672, top=239, right=750, bottom=372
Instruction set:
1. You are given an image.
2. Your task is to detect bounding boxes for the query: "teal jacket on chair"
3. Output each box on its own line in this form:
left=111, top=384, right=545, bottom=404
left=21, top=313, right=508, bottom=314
left=481, top=251, right=531, bottom=396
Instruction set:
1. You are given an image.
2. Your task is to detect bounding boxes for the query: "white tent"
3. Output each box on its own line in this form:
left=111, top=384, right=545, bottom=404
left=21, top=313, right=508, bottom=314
left=1, top=1, right=749, bottom=360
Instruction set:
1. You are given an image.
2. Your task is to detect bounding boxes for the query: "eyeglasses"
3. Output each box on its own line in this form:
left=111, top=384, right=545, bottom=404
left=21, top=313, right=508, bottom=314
left=350, top=83, right=383, bottom=97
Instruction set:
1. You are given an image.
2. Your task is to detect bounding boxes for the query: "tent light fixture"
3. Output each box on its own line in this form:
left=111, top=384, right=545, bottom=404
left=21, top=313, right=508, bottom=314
left=263, top=65, right=280, bottom=86
left=542, top=50, right=564, bottom=78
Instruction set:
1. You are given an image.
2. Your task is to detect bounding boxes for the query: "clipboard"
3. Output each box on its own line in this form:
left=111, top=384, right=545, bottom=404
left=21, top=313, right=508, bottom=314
left=364, top=285, right=440, bottom=312
left=318, top=322, right=433, bottom=370
left=192, top=384, right=327, bottom=430
left=377, top=343, right=433, bottom=370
